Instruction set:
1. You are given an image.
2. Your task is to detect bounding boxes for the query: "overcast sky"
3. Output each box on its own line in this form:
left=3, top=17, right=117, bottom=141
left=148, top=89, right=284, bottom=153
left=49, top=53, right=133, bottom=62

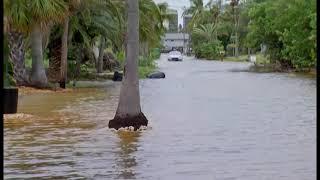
left=153, top=0, right=211, bottom=25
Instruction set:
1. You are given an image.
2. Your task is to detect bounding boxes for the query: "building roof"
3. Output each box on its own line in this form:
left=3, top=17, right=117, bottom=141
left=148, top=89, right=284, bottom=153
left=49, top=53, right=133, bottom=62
left=163, top=33, right=190, bottom=40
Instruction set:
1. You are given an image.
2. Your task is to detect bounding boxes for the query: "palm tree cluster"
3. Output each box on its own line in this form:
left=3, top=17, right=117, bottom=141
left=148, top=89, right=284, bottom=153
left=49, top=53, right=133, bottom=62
left=183, top=0, right=248, bottom=59
left=4, top=0, right=169, bottom=88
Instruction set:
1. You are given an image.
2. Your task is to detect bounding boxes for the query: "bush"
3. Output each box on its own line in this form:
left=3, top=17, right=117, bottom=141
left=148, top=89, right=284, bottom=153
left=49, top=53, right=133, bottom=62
left=116, top=50, right=125, bottom=67
left=194, top=40, right=224, bottom=60
left=138, top=54, right=157, bottom=78
left=150, top=48, right=161, bottom=59
left=113, top=50, right=158, bottom=78
left=246, top=0, right=316, bottom=70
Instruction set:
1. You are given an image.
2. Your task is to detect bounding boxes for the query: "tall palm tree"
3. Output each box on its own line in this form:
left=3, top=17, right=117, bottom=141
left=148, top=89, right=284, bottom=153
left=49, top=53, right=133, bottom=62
left=28, top=0, right=68, bottom=88
left=230, top=0, right=240, bottom=57
left=59, top=0, right=82, bottom=88
left=109, top=0, right=148, bottom=130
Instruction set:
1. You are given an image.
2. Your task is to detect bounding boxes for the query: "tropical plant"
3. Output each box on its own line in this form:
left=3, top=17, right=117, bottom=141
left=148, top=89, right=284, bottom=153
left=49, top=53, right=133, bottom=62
left=193, top=23, right=217, bottom=42
left=194, top=41, right=224, bottom=60
left=246, top=0, right=316, bottom=70
left=183, top=0, right=206, bottom=30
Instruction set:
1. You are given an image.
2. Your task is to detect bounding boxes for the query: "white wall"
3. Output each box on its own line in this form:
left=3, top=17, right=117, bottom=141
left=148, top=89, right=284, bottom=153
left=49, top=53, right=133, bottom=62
left=164, top=39, right=186, bottom=47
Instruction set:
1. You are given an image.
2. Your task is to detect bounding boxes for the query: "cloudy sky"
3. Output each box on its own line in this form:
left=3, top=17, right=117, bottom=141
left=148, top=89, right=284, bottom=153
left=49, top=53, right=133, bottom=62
left=153, top=0, right=211, bottom=25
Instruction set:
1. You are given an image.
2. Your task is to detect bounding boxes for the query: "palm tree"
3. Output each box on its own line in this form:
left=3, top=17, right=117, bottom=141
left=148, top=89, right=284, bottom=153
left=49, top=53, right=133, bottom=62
left=4, top=0, right=30, bottom=85
left=230, top=0, right=240, bottom=57
left=183, top=0, right=205, bottom=30
left=4, top=0, right=68, bottom=88
left=109, top=0, right=148, bottom=130
left=193, top=23, right=217, bottom=42
left=48, top=0, right=119, bottom=85
left=28, top=0, right=68, bottom=88
left=59, top=0, right=82, bottom=88
left=138, top=0, right=169, bottom=57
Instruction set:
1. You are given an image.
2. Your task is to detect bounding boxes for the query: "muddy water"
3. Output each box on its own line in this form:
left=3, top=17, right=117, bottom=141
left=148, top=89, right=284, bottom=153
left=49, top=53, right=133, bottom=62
left=4, top=54, right=316, bottom=179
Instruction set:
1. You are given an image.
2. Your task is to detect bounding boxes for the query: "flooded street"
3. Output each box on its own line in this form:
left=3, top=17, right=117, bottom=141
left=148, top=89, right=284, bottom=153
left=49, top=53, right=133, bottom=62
left=4, top=54, right=316, bottom=179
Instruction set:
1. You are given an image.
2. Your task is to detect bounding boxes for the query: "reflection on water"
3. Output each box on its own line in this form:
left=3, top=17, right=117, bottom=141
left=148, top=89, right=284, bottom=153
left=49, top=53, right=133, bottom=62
left=4, top=55, right=316, bottom=180
left=115, top=131, right=140, bottom=179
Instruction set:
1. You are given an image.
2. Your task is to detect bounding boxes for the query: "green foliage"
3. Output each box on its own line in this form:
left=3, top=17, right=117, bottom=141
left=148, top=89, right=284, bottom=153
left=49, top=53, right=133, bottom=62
left=185, top=0, right=250, bottom=58
left=116, top=50, right=126, bottom=67
left=139, top=56, right=154, bottom=67
left=150, top=48, right=161, bottom=59
left=4, top=0, right=68, bottom=33
left=138, top=66, right=156, bottom=78
left=194, top=40, right=224, bottom=60
left=5, top=0, right=167, bottom=86
left=3, top=35, right=16, bottom=87
left=246, top=0, right=316, bottom=69
left=138, top=54, right=157, bottom=78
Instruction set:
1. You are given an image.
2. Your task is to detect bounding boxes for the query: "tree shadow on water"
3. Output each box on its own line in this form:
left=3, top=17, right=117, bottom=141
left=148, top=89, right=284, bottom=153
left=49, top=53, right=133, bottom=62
left=115, top=131, right=141, bottom=179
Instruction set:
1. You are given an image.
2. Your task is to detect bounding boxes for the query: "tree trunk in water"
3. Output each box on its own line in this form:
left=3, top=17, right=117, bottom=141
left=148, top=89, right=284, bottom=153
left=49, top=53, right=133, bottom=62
left=97, top=36, right=105, bottom=73
left=109, top=0, right=148, bottom=130
left=60, top=17, right=69, bottom=89
left=30, top=24, right=48, bottom=88
left=7, top=30, right=29, bottom=85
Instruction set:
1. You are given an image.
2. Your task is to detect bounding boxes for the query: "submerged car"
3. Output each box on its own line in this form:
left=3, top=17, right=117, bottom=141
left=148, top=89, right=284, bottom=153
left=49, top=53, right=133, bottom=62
left=168, top=50, right=183, bottom=61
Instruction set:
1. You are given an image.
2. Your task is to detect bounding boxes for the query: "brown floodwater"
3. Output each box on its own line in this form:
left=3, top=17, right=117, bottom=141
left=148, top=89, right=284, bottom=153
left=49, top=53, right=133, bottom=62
left=4, top=55, right=316, bottom=179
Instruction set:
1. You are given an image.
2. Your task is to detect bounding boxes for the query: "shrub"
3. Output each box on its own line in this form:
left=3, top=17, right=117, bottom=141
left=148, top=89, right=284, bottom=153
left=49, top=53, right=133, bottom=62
left=194, top=40, right=224, bottom=60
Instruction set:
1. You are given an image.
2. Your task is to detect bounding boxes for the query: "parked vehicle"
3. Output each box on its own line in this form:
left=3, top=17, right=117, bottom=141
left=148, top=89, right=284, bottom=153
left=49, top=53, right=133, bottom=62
left=168, top=50, right=183, bottom=61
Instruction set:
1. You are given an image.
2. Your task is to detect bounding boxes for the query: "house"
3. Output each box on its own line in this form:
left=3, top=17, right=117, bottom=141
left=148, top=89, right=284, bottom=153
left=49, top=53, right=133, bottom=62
left=161, top=33, right=190, bottom=54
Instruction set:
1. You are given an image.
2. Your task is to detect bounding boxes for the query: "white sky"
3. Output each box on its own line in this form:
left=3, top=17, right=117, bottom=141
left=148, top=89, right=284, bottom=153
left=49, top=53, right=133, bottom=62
left=153, top=0, right=211, bottom=25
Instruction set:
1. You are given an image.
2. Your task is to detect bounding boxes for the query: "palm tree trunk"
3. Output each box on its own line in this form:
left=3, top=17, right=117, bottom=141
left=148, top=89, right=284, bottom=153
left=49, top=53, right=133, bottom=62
left=30, top=24, right=48, bottom=88
left=109, top=0, right=148, bottom=130
left=60, top=17, right=69, bottom=88
left=7, top=30, right=29, bottom=85
left=97, top=36, right=105, bottom=73
left=234, top=5, right=239, bottom=57
left=48, top=31, right=62, bottom=84
left=73, top=44, right=83, bottom=87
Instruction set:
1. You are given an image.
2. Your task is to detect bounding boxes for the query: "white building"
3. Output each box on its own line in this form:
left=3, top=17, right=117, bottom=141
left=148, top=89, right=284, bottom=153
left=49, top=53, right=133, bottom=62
left=162, top=33, right=190, bottom=54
